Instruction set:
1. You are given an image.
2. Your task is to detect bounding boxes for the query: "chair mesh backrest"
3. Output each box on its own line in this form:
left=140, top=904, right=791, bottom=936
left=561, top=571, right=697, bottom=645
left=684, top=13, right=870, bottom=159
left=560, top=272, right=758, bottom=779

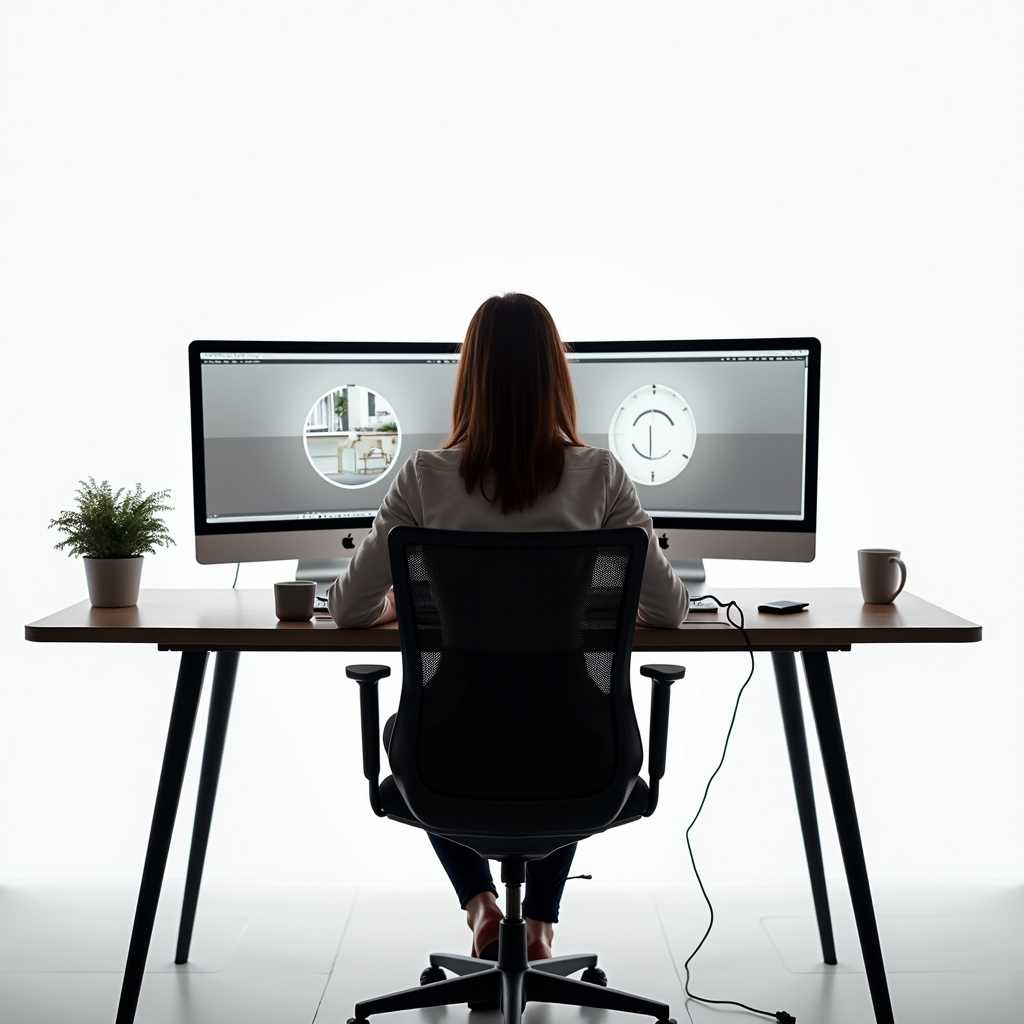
left=389, top=530, right=645, bottom=806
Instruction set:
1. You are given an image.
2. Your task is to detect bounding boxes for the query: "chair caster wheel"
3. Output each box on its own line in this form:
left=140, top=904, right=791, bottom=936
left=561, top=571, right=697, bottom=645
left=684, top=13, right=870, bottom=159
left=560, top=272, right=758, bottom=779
left=655, top=1019, right=677, bottom=1024
left=347, top=1018, right=371, bottom=1024
left=580, top=966, right=607, bottom=986
left=420, top=966, right=447, bottom=985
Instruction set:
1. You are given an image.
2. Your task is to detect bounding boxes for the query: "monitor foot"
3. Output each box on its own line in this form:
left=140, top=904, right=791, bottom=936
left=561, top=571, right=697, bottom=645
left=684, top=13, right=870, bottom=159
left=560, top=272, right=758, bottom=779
left=297, top=558, right=352, bottom=600
left=669, top=558, right=706, bottom=584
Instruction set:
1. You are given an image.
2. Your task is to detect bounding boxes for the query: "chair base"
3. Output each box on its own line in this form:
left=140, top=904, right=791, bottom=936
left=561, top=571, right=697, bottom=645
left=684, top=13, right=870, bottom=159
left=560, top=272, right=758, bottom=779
left=350, top=919, right=673, bottom=1024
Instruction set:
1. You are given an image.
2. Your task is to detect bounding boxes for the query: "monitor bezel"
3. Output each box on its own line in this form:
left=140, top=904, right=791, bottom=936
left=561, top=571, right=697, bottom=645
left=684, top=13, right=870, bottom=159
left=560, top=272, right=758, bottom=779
left=190, top=337, right=819, bottom=542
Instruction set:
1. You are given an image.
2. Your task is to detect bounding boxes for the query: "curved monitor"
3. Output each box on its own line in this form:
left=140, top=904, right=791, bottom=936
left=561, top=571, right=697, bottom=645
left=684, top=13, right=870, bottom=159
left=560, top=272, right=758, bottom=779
left=190, top=338, right=819, bottom=579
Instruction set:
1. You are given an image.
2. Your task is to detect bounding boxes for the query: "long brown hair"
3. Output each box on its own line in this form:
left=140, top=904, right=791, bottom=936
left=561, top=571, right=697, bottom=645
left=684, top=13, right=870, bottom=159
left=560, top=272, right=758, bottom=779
left=443, top=293, right=585, bottom=513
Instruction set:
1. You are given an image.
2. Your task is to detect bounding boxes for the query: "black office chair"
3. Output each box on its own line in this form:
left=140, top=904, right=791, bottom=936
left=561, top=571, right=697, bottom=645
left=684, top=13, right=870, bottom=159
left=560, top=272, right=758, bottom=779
left=345, top=527, right=684, bottom=1024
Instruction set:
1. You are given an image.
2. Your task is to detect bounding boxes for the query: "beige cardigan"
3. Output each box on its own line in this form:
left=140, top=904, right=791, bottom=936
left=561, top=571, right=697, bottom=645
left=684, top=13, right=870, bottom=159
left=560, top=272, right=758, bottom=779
left=328, top=447, right=688, bottom=629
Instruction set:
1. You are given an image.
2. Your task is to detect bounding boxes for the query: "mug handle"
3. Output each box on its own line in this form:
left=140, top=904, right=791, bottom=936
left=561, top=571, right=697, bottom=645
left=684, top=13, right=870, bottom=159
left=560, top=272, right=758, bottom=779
left=888, top=557, right=907, bottom=602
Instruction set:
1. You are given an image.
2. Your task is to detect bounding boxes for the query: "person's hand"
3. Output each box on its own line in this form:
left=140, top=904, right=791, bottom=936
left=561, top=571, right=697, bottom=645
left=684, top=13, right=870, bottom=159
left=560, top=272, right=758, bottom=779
left=373, top=588, right=397, bottom=625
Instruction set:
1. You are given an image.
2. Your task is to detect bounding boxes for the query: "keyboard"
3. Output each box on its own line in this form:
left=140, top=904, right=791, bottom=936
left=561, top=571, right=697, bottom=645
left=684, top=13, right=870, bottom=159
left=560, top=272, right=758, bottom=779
left=688, top=597, right=719, bottom=612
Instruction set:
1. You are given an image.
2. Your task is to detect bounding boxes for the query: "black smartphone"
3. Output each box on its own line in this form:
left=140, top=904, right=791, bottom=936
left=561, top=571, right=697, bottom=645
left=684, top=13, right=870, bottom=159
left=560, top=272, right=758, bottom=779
left=757, top=600, right=809, bottom=614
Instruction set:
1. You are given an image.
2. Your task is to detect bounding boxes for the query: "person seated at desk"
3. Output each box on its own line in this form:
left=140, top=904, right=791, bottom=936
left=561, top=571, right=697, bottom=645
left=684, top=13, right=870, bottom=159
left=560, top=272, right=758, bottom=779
left=328, top=292, right=687, bottom=962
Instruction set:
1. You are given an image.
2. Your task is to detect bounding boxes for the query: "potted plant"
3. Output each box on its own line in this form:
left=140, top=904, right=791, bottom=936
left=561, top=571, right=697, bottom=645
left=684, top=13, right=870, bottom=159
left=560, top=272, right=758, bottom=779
left=49, top=478, right=175, bottom=607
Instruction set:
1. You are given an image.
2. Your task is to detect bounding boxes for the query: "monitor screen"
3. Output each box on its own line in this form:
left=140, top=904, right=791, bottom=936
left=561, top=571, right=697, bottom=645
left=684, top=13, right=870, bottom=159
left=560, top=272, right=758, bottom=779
left=190, top=338, right=819, bottom=569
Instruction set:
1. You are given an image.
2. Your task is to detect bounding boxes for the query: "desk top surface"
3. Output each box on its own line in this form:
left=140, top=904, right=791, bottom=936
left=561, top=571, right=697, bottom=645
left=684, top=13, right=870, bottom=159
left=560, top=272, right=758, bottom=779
left=25, top=588, right=982, bottom=652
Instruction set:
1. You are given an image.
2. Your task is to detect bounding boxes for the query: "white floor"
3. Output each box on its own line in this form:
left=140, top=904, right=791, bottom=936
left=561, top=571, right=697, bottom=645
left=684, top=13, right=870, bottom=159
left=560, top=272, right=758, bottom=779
left=0, top=879, right=1021, bottom=1024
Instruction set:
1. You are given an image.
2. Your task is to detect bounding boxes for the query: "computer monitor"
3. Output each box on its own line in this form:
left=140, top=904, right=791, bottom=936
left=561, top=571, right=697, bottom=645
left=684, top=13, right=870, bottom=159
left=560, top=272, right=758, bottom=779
left=190, top=338, right=819, bottom=586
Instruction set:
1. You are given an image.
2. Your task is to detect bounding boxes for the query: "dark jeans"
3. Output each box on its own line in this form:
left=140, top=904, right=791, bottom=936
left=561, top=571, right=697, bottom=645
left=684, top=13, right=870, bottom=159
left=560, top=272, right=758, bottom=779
left=428, top=833, right=577, bottom=923
left=383, top=716, right=578, bottom=923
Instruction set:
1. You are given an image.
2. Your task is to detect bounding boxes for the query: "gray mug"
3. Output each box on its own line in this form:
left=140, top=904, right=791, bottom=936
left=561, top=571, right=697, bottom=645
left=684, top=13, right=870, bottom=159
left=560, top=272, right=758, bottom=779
left=857, top=549, right=907, bottom=604
left=275, top=580, right=316, bottom=620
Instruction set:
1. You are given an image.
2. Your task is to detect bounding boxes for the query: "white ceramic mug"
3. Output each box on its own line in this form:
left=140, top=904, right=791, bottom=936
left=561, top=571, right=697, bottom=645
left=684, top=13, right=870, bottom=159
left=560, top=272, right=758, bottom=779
left=857, top=549, right=907, bottom=604
left=274, top=580, right=316, bottom=621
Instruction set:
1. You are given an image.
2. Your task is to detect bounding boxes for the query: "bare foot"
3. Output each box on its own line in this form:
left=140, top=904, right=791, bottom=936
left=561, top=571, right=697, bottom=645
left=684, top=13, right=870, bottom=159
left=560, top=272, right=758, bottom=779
left=465, top=892, right=503, bottom=957
left=526, top=917, right=554, bottom=960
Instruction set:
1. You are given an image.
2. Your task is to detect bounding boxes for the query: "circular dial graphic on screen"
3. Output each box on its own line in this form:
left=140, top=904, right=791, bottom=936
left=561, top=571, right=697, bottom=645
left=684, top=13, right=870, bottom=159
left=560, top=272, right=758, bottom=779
left=608, top=384, right=697, bottom=486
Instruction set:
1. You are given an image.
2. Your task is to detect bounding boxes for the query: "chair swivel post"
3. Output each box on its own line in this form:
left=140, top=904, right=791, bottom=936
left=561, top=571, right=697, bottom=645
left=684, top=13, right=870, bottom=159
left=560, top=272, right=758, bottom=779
left=501, top=859, right=526, bottom=920
left=498, top=859, right=530, bottom=974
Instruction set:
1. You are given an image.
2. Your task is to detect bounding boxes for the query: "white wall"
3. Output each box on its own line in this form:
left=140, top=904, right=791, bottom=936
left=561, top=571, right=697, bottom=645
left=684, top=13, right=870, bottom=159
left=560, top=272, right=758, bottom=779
left=2, top=1, right=1020, bottom=893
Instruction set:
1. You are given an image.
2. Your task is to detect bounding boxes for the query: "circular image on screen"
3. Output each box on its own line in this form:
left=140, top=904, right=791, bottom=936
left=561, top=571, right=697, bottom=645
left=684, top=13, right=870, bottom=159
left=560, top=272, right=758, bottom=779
left=303, top=385, right=402, bottom=489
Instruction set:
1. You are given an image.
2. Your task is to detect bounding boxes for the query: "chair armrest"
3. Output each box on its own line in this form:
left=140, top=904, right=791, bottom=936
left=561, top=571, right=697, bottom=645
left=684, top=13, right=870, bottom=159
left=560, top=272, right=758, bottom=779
left=346, top=664, right=391, bottom=815
left=639, top=663, right=685, bottom=816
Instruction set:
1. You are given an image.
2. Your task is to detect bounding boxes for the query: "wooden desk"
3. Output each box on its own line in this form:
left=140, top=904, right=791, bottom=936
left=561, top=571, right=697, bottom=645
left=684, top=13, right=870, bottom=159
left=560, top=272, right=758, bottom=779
left=25, top=589, right=981, bottom=1024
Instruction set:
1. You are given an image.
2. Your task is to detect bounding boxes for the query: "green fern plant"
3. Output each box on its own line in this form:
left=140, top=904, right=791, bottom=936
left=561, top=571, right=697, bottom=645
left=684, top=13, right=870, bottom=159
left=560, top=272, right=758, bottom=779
left=49, top=478, right=176, bottom=559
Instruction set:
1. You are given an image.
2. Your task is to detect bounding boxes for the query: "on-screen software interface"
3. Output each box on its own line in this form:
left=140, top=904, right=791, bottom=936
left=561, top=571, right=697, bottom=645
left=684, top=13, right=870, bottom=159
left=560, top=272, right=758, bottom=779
left=569, top=347, right=810, bottom=521
left=198, top=350, right=457, bottom=524
left=196, top=343, right=811, bottom=528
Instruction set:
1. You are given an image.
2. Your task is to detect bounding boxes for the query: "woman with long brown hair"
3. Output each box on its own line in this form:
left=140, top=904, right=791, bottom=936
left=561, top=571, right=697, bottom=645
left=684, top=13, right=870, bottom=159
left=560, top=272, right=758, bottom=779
left=329, top=293, right=686, bottom=961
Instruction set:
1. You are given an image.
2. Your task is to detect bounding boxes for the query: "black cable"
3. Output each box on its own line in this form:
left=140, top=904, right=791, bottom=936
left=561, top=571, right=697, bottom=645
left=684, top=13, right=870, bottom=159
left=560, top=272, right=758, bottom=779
left=679, top=595, right=796, bottom=1024
left=232, top=562, right=240, bottom=588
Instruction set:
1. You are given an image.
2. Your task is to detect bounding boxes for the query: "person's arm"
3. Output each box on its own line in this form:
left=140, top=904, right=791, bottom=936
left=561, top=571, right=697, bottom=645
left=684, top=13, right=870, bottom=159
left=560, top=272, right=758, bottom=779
left=601, top=454, right=688, bottom=627
left=371, top=589, right=397, bottom=625
left=327, top=457, right=423, bottom=628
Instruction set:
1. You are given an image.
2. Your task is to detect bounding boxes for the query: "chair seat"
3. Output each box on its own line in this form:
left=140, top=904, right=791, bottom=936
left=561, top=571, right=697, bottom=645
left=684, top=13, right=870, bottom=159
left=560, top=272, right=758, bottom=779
left=378, top=774, right=650, bottom=856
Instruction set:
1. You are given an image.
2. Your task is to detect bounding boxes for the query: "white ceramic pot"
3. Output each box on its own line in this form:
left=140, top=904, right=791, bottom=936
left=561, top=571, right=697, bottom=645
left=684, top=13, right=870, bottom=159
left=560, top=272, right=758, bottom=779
left=83, top=556, right=144, bottom=607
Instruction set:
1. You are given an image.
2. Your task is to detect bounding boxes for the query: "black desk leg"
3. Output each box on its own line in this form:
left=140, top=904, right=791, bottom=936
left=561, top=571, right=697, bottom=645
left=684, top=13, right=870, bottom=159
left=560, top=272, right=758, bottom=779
left=115, top=650, right=209, bottom=1024
left=175, top=651, right=239, bottom=964
left=771, top=651, right=837, bottom=965
left=802, top=651, right=895, bottom=1024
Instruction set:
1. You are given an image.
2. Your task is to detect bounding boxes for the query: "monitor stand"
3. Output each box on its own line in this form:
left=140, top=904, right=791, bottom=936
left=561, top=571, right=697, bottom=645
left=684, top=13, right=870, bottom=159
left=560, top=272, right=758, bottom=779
left=670, top=558, right=706, bottom=586
left=299, top=555, right=707, bottom=599
left=297, top=558, right=351, bottom=601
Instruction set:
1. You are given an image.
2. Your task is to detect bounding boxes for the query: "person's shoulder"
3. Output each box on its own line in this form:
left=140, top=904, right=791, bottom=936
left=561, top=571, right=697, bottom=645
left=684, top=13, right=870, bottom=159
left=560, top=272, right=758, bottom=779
left=408, top=448, right=461, bottom=473
left=564, top=446, right=613, bottom=472
left=391, top=449, right=460, bottom=490
left=382, top=450, right=460, bottom=511
left=564, top=447, right=629, bottom=484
